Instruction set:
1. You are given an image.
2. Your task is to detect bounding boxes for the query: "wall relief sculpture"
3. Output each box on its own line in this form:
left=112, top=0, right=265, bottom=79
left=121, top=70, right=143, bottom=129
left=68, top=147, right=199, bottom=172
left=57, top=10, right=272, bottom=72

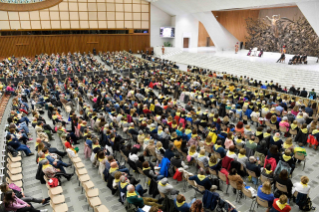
left=245, top=16, right=319, bottom=56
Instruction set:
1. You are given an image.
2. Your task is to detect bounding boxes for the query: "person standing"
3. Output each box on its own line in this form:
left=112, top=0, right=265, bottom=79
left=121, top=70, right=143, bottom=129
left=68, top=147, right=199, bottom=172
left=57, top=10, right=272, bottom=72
left=235, top=43, right=239, bottom=54
left=161, top=46, right=165, bottom=55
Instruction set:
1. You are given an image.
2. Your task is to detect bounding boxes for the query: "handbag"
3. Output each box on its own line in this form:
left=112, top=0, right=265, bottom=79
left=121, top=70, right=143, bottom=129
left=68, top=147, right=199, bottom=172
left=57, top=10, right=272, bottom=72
left=9, top=183, right=21, bottom=192
left=47, top=178, right=59, bottom=188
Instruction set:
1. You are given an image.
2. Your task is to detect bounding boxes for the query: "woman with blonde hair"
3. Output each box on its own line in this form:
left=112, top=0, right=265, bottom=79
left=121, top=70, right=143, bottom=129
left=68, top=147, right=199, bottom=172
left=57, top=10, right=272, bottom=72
left=270, top=115, right=279, bottom=130
left=291, top=105, right=299, bottom=116
left=187, top=145, right=198, bottom=162
left=292, top=176, right=311, bottom=195
left=257, top=180, right=275, bottom=211
left=282, top=137, right=294, bottom=151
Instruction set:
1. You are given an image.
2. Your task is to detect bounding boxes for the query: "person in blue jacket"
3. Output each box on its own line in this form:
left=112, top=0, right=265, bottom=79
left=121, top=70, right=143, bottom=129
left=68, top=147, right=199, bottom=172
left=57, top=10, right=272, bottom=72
left=257, top=180, right=275, bottom=209
left=174, top=194, right=196, bottom=212
left=189, top=168, right=212, bottom=190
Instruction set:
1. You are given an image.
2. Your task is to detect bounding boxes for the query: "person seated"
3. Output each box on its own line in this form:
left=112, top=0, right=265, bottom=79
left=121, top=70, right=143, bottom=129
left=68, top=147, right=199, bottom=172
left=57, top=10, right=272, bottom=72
left=197, top=149, right=209, bottom=167
left=142, top=161, right=164, bottom=181
left=126, top=184, right=161, bottom=208
left=292, top=176, right=315, bottom=210
left=109, top=161, right=131, bottom=177
left=6, top=134, right=34, bottom=156
left=0, top=183, right=50, bottom=206
left=149, top=206, right=163, bottom=212
left=36, top=138, right=66, bottom=157
left=280, top=149, right=295, bottom=175
left=261, top=164, right=274, bottom=183
left=227, top=168, right=244, bottom=194
left=113, top=171, right=140, bottom=190
left=158, top=178, right=179, bottom=197
left=213, top=140, right=225, bottom=158
left=42, top=148, right=71, bottom=173
left=187, top=145, right=198, bottom=162
left=270, top=195, right=291, bottom=212
left=189, top=168, right=212, bottom=190
left=257, top=180, right=275, bottom=212
left=245, top=156, right=261, bottom=185
left=282, top=138, right=294, bottom=151
left=267, top=145, right=280, bottom=163
left=208, top=154, right=221, bottom=171
left=41, top=159, right=74, bottom=181
left=128, top=123, right=139, bottom=135
left=237, top=148, right=248, bottom=167
left=164, top=144, right=175, bottom=160
left=294, top=142, right=307, bottom=163
left=224, top=133, right=234, bottom=150
left=226, top=145, right=237, bottom=160
left=3, top=191, right=48, bottom=212
left=170, top=153, right=189, bottom=169
left=190, top=199, right=205, bottom=212
left=295, top=123, right=308, bottom=146
left=269, top=133, right=283, bottom=152
left=246, top=135, right=257, bottom=155
left=174, top=194, right=196, bottom=212
left=273, top=170, right=293, bottom=198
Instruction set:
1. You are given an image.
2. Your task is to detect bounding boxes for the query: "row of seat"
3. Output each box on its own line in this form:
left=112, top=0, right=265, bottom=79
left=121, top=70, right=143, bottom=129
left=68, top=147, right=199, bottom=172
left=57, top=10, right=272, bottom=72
left=57, top=100, right=109, bottom=212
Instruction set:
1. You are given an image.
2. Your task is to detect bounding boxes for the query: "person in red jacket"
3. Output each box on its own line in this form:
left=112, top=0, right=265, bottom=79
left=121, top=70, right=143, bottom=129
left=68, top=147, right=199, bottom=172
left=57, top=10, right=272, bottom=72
left=270, top=195, right=291, bottom=212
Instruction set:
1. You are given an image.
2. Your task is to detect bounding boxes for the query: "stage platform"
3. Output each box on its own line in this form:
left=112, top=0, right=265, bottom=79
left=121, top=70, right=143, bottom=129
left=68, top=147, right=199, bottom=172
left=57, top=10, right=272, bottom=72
left=157, top=47, right=319, bottom=92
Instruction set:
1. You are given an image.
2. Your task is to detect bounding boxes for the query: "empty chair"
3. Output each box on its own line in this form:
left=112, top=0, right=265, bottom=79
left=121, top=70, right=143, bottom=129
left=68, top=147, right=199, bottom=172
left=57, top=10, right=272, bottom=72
left=87, top=196, right=102, bottom=211
left=50, top=201, right=68, bottom=212
left=94, top=205, right=110, bottom=212
left=48, top=189, right=65, bottom=205
left=84, top=181, right=99, bottom=198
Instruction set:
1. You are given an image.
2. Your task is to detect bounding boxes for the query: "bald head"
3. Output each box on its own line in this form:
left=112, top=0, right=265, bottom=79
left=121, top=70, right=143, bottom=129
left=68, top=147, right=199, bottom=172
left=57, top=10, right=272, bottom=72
left=110, top=162, right=118, bottom=168
left=120, top=176, right=126, bottom=183
left=127, top=184, right=135, bottom=192
left=36, top=138, right=41, bottom=142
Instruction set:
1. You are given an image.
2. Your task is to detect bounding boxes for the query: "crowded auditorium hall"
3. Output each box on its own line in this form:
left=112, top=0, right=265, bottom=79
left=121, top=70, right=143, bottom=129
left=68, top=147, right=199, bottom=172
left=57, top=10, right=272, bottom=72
left=1, top=0, right=319, bottom=212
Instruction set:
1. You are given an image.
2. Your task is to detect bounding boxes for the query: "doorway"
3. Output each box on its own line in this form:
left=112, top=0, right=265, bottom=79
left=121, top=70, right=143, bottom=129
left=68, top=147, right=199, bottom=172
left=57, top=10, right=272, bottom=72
left=206, top=37, right=211, bottom=47
left=183, top=38, right=189, bottom=48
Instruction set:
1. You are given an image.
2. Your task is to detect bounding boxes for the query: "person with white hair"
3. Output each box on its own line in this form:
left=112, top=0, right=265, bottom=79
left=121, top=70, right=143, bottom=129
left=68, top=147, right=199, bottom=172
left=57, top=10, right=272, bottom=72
left=245, top=156, right=261, bottom=185
left=269, top=132, right=283, bottom=151
left=157, top=178, right=179, bottom=196
left=126, top=184, right=161, bottom=208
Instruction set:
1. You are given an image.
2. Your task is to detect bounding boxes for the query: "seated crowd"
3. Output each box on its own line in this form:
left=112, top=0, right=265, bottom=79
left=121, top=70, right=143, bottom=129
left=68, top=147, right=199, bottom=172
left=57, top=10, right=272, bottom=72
left=1, top=50, right=317, bottom=212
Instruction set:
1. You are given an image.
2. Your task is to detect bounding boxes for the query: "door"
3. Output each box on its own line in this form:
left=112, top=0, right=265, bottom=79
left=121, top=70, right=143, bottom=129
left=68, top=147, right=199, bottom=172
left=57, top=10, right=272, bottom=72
left=183, top=38, right=189, bottom=48
left=206, top=37, right=211, bottom=47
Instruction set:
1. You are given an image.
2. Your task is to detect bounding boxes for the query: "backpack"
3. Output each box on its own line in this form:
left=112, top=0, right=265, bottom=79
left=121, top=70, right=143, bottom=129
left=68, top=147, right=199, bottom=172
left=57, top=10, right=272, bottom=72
left=299, top=197, right=313, bottom=211
left=7, top=146, right=18, bottom=157
left=210, top=177, right=220, bottom=191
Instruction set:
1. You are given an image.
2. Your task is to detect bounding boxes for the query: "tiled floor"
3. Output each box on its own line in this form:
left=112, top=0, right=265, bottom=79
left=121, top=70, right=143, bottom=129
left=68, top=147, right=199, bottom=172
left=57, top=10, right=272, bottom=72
left=12, top=55, right=318, bottom=212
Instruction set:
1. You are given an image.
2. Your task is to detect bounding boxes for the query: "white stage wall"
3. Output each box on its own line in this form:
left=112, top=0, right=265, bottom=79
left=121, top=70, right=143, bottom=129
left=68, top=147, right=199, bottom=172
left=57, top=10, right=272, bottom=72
left=192, top=12, right=238, bottom=51
left=174, top=14, right=199, bottom=49
left=297, top=1, right=319, bottom=37
left=150, top=5, right=174, bottom=48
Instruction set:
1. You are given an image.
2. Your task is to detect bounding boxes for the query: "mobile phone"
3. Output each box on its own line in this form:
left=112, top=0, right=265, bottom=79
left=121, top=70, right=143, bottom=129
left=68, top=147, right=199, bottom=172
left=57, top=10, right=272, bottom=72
left=257, top=157, right=259, bottom=160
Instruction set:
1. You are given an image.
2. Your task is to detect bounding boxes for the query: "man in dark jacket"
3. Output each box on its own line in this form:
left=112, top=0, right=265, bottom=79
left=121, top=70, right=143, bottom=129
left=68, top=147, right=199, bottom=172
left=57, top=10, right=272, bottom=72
left=245, top=156, right=261, bottom=185
left=300, top=88, right=308, bottom=97
left=164, top=144, right=175, bottom=160
left=189, top=169, right=212, bottom=190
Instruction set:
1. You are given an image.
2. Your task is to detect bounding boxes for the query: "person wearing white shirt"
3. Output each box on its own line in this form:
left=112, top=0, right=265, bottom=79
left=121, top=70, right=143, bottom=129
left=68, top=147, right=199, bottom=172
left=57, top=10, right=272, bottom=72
left=292, top=176, right=310, bottom=195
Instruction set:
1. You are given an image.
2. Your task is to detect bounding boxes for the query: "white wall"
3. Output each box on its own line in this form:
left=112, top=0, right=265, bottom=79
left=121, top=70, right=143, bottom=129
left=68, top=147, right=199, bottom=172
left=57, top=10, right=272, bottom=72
left=174, top=14, right=199, bottom=48
left=150, top=4, right=174, bottom=47
left=297, top=1, right=319, bottom=37
left=192, top=12, right=238, bottom=51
